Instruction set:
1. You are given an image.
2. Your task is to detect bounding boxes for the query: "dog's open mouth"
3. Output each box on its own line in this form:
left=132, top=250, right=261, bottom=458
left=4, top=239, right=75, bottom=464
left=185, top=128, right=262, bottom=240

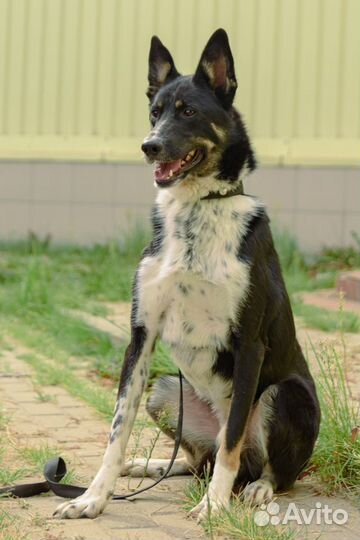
left=154, top=149, right=203, bottom=185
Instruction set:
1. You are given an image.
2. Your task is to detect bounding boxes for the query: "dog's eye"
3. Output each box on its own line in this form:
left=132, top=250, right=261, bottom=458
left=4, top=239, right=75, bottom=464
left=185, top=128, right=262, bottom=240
left=183, top=108, right=196, bottom=117
left=151, top=108, right=160, bottom=119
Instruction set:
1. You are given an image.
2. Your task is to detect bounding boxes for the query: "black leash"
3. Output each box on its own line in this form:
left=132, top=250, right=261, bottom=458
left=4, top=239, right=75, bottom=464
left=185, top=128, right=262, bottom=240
left=0, top=370, right=184, bottom=501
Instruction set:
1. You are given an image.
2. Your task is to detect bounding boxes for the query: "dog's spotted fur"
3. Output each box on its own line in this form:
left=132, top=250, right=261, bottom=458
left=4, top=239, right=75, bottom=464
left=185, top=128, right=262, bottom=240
left=54, top=29, right=320, bottom=522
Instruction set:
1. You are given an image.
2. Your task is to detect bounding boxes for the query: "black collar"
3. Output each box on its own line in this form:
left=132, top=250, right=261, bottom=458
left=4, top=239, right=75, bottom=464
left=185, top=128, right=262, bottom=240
left=201, top=181, right=244, bottom=201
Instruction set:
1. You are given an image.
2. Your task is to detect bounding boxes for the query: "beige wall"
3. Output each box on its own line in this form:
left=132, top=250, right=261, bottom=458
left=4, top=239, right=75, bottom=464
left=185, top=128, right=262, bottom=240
left=0, top=162, right=358, bottom=252
left=0, top=0, right=359, bottom=165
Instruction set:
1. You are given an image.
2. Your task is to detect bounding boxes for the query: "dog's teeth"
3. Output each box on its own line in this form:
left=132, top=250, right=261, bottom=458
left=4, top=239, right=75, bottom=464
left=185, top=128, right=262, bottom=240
left=169, top=170, right=173, bottom=177
left=181, top=160, right=186, bottom=166
left=189, top=149, right=195, bottom=157
left=185, top=155, right=192, bottom=162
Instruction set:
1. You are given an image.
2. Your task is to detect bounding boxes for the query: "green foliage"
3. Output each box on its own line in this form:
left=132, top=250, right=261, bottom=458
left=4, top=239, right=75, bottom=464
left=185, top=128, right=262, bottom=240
left=273, top=225, right=306, bottom=275
left=273, top=226, right=360, bottom=332
left=18, top=351, right=115, bottom=420
left=293, top=300, right=360, bottom=333
left=310, top=343, right=360, bottom=495
left=0, top=510, right=29, bottom=540
left=273, top=225, right=337, bottom=294
left=310, top=232, right=360, bottom=272
left=0, top=228, right=149, bottom=306
left=0, top=228, right=176, bottom=386
left=93, top=339, right=176, bottom=383
left=184, top=476, right=297, bottom=539
left=0, top=468, right=30, bottom=486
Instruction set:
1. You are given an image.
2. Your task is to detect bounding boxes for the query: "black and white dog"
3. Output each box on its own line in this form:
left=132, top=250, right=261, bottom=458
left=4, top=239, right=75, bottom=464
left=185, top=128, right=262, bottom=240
left=55, top=29, right=320, bottom=522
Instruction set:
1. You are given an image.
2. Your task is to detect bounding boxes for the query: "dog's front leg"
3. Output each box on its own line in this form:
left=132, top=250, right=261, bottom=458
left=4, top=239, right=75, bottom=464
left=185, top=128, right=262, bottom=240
left=54, top=325, right=154, bottom=519
left=190, top=338, right=264, bottom=522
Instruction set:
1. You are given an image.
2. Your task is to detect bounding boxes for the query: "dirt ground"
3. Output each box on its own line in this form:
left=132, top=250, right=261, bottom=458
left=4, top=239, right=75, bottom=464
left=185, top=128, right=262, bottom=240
left=0, top=301, right=359, bottom=540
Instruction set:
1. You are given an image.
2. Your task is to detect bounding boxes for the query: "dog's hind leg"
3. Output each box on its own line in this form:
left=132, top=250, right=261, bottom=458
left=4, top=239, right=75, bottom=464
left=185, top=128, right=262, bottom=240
left=242, top=375, right=320, bottom=504
left=121, top=375, right=219, bottom=478
left=121, top=457, right=190, bottom=478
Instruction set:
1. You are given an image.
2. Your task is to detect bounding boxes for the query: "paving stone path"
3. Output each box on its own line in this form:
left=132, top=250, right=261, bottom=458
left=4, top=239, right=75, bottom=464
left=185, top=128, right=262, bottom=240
left=0, top=346, right=204, bottom=540
left=1, top=301, right=360, bottom=539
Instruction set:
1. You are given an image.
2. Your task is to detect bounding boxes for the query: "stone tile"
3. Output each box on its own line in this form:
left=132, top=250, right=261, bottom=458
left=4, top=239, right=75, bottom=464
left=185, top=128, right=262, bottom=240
left=30, top=163, right=73, bottom=202
left=295, top=168, right=346, bottom=212
left=0, top=163, right=358, bottom=252
left=267, top=208, right=296, bottom=231
left=113, top=205, right=152, bottom=237
left=294, top=211, right=343, bottom=252
left=71, top=163, right=115, bottom=203
left=18, top=402, right=64, bottom=415
left=343, top=213, right=360, bottom=245
left=301, top=289, right=360, bottom=315
left=0, top=380, right=32, bottom=392
left=113, top=164, right=156, bottom=205
left=70, top=204, right=115, bottom=244
left=29, top=202, right=72, bottom=241
left=344, top=168, right=360, bottom=213
left=247, top=167, right=296, bottom=210
left=0, top=163, right=31, bottom=200
left=9, top=392, right=36, bottom=402
left=105, top=513, right=158, bottom=529
left=2, top=328, right=359, bottom=540
left=0, top=201, right=30, bottom=238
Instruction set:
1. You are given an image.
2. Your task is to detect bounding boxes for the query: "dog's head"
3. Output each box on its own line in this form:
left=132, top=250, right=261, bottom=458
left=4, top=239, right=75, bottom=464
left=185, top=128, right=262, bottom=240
left=142, top=29, right=255, bottom=189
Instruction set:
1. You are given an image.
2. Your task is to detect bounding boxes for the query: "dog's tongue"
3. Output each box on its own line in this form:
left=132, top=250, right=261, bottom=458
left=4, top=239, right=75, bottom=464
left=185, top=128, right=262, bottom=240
left=154, top=159, right=182, bottom=182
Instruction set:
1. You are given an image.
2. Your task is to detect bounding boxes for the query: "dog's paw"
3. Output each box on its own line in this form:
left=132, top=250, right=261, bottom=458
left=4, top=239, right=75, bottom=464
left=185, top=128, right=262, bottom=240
left=242, top=479, right=274, bottom=505
left=120, top=458, right=166, bottom=478
left=188, top=493, right=229, bottom=523
left=53, top=492, right=107, bottom=519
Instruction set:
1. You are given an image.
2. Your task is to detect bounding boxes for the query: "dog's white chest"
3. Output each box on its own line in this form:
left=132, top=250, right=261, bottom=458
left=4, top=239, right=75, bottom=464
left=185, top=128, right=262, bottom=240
left=136, top=195, right=259, bottom=349
left=134, top=192, right=261, bottom=406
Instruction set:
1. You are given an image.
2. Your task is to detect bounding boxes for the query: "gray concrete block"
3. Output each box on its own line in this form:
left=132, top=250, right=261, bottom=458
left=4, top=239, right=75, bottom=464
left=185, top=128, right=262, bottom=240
left=30, top=163, right=73, bottom=202
left=71, top=163, right=115, bottom=203
left=295, top=168, right=346, bottom=212
left=0, top=163, right=31, bottom=200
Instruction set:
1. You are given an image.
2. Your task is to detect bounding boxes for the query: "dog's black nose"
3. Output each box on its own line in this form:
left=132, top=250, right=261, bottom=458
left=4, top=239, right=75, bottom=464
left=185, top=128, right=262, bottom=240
left=141, top=139, right=163, bottom=157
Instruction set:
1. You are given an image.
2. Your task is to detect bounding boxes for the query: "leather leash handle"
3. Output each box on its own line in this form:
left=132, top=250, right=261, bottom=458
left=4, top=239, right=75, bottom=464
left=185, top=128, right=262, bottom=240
left=0, top=480, right=50, bottom=498
left=0, top=371, right=184, bottom=501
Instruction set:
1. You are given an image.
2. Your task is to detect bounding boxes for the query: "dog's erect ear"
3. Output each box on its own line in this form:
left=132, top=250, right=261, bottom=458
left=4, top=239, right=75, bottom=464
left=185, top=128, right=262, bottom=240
left=146, top=36, right=180, bottom=101
left=193, top=29, right=237, bottom=108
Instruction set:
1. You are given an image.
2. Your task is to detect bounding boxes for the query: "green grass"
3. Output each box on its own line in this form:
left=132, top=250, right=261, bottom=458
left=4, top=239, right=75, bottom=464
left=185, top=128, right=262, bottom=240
left=0, top=394, right=77, bottom=492
left=0, top=510, right=28, bottom=540
left=293, top=300, right=360, bottom=333
left=0, top=408, right=31, bottom=489
left=0, top=227, right=359, bottom=410
left=0, top=309, right=176, bottom=385
left=17, top=351, right=115, bottom=420
left=0, top=408, right=9, bottom=430
left=0, top=407, right=74, bottom=539
left=0, top=468, right=31, bottom=486
left=0, top=226, right=359, bottom=392
left=0, top=228, right=149, bottom=306
left=273, top=226, right=360, bottom=290
left=19, top=445, right=61, bottom=471
left=19, top=444, right=78, bottom=485
left=273, top=225, right=336, bottom=294
left=184, top=476, right=297, bottom=540
left=310, top=343, right=360, bottom=496
left=0, top=227, right=359, bottom=537
left=309, top=231, right=360, bottom=272
left=0, top=229, right=177, bottom=384
left=93, top=339, right=177, bottom=382
left=273, top=226, right=360, bottom=332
